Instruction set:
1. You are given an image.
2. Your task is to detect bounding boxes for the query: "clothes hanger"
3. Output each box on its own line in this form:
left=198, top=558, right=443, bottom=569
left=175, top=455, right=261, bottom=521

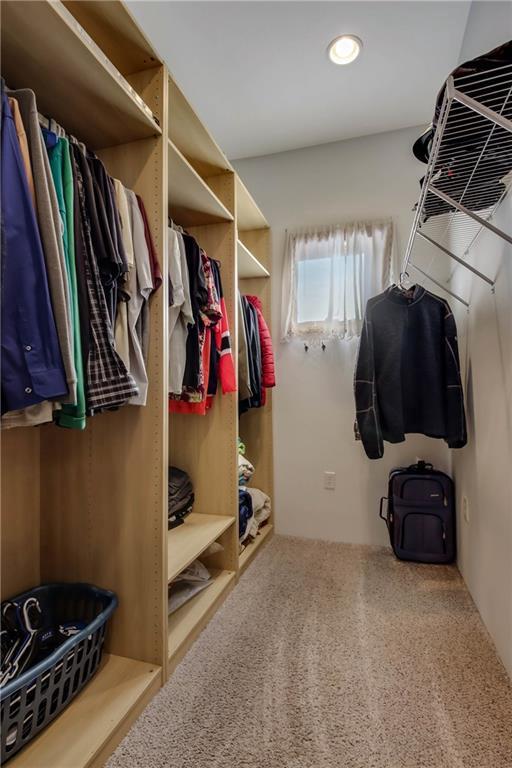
left=396, top=270, right=417, bottom=294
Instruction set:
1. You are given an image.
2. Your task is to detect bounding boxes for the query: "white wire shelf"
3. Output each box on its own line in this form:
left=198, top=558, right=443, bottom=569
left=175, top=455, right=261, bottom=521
left=403, top=60, right=512, bottom=306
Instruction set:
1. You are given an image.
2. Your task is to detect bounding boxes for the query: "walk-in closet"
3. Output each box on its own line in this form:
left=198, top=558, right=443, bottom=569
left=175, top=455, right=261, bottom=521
left=1, top=1, right=511, bottom=767
left=1, top=0, right=275, bottom=762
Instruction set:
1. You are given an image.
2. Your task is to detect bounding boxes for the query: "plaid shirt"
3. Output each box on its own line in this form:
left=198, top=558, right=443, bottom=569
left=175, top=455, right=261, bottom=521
left=71, top=145, right=138, bottom=414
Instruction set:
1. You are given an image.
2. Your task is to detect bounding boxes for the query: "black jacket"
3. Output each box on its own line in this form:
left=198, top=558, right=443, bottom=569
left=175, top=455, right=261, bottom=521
left=239, top=296, right=262, bottom=414
left=354, top=286, right=467, bottom=459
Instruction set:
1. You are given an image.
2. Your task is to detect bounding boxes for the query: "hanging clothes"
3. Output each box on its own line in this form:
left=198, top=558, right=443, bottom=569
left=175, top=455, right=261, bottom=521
left=168, top=227, right=194, bottom=396
left=238, top=292, right=275, bottom=414
left=45, top=134, right=86, bottom=430
left=239, top=296, right=262, bottom=414
left=125, top=187, right=154, bottom=406
left=8, top=97, right=35, bottom=208
left=181, top=233, right=208, bottom=394
left=246, top=294, right=275, bottom=405
left=354, top=285, right=467, bottom=459
left=1, top=90, right=67, bottom=415
left=137, top=196, right=162, bottom=378
left=113, top=178, right=133, bottom=372
left=8, top=88, right=76, bottom=405
left=86, top=152, right=127, bottom=325
left=71, top=145, right=139, bottom=415
left=1, top=83, right=160, bottom=429
left=238, top=293, right=252, bottom=401
left=206, top=259, right=236, bottom=402
left=137, top=195, right=162, bottom=296
left=168, top=227, right=235, bottom=414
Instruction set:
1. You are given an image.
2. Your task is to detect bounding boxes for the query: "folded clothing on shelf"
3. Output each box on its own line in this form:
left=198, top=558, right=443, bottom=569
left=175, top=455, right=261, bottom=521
left=238, top=486, right=272, bottom=546
left=245, top=487, right=271, bottom=528
left=238, top=454, right=255, bottom=486
left=168, top=466, right=194, bottom=529
left=168, top=560, right=213, bottom=614
left=238, top=488, right=254, bottom=543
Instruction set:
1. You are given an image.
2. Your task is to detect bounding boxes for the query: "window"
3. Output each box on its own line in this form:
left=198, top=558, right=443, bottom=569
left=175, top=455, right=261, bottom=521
left=281, top=219, right=394, bottom=341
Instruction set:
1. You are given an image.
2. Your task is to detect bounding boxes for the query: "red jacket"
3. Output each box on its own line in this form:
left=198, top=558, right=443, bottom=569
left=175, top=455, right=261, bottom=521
left=246, top=295, right=275, bottom=390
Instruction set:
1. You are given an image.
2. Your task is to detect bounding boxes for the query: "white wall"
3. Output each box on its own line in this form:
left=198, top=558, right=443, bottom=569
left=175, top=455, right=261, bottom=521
left=235, top=125, right=451, bottom=547
left=459, top=1, right=511, bottom=61
left=448, top=0, right=512, bottom=679
left=449, top=195, right=512, bottom=679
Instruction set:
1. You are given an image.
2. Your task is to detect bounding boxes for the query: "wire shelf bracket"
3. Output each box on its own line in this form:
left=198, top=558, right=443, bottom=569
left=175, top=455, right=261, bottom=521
left=402, top=63, right=512, bottom=305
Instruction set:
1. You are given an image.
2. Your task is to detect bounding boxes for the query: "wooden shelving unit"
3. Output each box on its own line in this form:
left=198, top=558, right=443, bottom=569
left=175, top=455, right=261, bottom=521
left=1, top=3, right=167, bottom=765
left=239, top=524, right=274, bottom=574
left=168, top=140, right=234, bottom=227
left=169, top=78, right=231, bottom=178
left=1, top=0, right=161, bottom=149
left=1, top=2, right=274, bottom=764
left=168, top=569, right=236, bottom=673
left=168, top=513, right=236, bottom=582
left=7, top=655, right=160, bottom=768
left=167, top=78, right=240, bottom=677
left=236, top=176, right=269, bottom=231
left=238, top=239, right=270, bottom=279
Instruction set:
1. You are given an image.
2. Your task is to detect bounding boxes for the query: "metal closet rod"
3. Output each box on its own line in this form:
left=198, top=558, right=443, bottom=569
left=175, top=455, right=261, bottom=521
left=409, top=263, right=470, bottom=309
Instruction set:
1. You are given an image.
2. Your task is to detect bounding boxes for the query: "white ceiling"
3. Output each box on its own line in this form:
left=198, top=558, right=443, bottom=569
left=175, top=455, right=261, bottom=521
left=129, top=1, right=471, bottom=159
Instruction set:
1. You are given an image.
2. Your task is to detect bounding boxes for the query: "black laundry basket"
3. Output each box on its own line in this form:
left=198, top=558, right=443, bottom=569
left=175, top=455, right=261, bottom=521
left=0, top=583, right=117, bottom=762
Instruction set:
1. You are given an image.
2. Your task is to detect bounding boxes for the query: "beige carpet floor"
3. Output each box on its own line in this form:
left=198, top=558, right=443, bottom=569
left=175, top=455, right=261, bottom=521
left=108, top=535, right=512, bottom=768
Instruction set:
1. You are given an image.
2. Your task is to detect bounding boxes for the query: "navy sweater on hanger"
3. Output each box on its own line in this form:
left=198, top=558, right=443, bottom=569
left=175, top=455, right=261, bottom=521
left=354, top=285, right=467, bottom=459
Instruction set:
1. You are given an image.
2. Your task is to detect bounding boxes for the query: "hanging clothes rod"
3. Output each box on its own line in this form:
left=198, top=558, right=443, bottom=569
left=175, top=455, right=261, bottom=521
left=410, top=263, right=470, bottom=309
left=416, top=230, right=495, bottom=287
left=402, top=64, right=512, bottom=285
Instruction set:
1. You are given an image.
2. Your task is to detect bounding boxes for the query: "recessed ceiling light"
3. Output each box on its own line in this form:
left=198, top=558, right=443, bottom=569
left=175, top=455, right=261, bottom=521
left=328, top=35, right=362, bottom=65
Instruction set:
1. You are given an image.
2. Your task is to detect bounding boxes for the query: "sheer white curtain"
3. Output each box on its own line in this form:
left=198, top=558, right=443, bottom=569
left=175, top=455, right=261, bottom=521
left=281, top=219, right=394, bottom=341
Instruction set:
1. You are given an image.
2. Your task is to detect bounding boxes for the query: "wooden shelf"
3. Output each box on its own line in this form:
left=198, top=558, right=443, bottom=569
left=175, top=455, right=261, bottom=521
left=236, top=176, right=268, bottom=231
left=168, top=513, right=235, bottom=582
left=168, top=569, right=235, bottom=672
left=239, top=524, right=274, bottom=574
left=1, top=1, right=160, bottom=150
left=8, top=654, right=161, bottom=768
left=63, top=1, right=162, bottom=76
left=168, top=140, right=234, bottom=227
left=169, top=77, right=233, bottom=178
left=238, top=239, right=270, bottom=279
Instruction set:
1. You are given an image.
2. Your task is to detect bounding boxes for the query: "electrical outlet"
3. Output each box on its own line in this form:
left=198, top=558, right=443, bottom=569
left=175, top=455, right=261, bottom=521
left=462, top=495, right=470, bottom=524
left=324, top=471, right=336, bottom=490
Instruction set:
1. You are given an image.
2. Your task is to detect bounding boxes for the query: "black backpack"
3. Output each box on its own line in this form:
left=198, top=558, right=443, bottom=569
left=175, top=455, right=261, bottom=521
left=380, top=461, right=456, bottom=564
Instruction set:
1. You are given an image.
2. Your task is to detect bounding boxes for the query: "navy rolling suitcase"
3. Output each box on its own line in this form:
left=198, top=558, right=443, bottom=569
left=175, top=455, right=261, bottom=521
left=380, top=461, right=456, bottom=564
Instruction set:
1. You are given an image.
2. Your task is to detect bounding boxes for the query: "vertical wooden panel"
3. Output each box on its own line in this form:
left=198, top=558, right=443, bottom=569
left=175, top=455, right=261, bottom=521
left=1, top=429, right=40, bottom=599
left=206, top=173, right=235, bottom=217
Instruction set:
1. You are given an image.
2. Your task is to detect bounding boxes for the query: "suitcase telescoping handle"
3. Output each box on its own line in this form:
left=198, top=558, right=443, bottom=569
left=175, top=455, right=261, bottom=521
left=408, top=460, right=434, bottom=472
